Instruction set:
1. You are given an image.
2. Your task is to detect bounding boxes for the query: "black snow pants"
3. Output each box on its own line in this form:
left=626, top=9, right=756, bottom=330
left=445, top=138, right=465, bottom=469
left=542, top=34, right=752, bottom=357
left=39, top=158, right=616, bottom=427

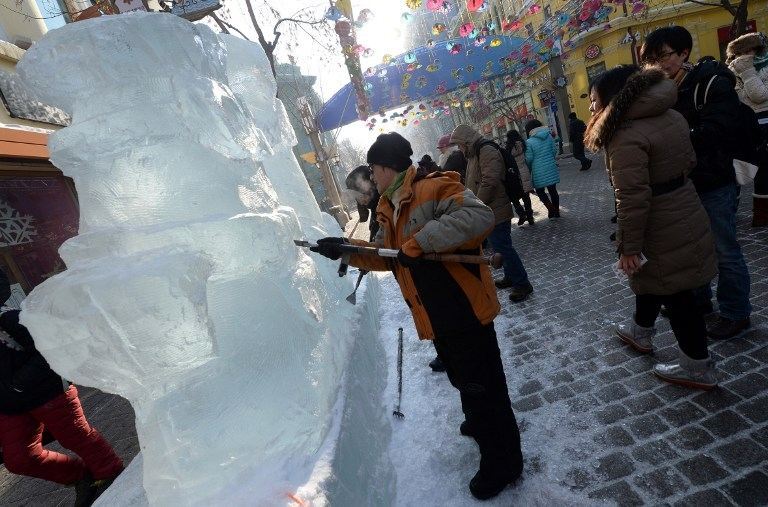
left=433, top=323, right=523, bottom=479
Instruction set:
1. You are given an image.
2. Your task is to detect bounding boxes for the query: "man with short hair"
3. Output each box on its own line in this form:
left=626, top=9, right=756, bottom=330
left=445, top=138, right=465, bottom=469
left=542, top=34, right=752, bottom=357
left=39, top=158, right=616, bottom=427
left=450, top=124, right=534, bottom=302
left=641, top=26, right=752, bottom=339
left=310, top=132, right=523, bottom=500
left=568, top=112, right=592, bottom=171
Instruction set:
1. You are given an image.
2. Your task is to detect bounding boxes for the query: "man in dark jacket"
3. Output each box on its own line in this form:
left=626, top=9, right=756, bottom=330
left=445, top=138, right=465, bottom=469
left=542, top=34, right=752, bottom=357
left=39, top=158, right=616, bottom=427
left=312, top=133, right=523, bottom=500
left=0, top=270, right=123, bottom=505
left=642, top=26, right=752, bottom=339
left=568, top=112, right=592, bottom=171
left=437, top=133, right=468, bottom=184
left=345, top=165, right=380, bottom=241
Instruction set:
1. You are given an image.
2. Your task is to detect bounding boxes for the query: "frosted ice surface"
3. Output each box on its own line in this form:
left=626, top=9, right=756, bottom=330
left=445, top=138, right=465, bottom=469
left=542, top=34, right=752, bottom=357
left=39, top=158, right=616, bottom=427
left=17, top=13, right=371, bottom=505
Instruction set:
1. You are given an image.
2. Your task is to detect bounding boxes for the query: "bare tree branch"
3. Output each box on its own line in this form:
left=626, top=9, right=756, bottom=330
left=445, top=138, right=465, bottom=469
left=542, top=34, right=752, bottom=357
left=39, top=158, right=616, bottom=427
left=211, top=12, right=251, bottom=40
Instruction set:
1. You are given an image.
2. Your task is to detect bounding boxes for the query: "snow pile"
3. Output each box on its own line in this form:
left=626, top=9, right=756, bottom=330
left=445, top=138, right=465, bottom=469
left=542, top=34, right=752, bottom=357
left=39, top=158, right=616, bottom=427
left=17, top=13, right=391, bottom=505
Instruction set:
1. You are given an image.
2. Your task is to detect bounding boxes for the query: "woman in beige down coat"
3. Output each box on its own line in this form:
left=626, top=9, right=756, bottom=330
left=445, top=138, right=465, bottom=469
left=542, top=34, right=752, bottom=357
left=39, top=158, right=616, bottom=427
left=585, top=66, right=719, bottom=390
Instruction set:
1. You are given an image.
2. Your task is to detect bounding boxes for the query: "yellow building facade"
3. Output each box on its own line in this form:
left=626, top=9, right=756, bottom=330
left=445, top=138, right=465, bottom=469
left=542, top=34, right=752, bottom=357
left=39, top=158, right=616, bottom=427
left=524, top=1, right=768, bottom=122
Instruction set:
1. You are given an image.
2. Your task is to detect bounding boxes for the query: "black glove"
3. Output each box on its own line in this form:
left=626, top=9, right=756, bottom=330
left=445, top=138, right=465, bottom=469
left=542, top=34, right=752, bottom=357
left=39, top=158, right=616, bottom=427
left=397, top=249, right=422, bottom=268
left=310, top=237, right=348, bottom=260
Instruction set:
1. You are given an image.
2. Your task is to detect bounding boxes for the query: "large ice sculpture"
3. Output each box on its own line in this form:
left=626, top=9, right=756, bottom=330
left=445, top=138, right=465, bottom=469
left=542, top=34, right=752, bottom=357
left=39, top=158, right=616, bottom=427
left=17, top=13, right=386, bottom=505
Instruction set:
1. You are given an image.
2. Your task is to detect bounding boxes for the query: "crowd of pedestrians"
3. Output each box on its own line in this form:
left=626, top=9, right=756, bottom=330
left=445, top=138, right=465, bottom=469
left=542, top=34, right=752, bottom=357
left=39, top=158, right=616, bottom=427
left=0, top=23, right=763, bottom=506
left=314, top=23, right=760, bottom=501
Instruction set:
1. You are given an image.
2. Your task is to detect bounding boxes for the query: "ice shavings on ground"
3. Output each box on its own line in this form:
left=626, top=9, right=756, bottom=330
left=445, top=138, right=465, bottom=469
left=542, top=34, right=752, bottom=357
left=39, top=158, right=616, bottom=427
left=376, top=272, right=602, bottom=505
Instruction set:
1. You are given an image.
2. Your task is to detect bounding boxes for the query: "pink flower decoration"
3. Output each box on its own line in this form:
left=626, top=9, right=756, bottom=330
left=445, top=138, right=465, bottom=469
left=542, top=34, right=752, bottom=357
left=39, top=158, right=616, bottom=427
left=466, top=0, right=484, bottom=12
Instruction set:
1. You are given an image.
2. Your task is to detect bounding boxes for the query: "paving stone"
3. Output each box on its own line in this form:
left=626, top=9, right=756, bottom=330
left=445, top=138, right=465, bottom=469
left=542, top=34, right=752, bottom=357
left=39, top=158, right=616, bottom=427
left=751, top=424, right=768, bottom=450
left=675, top=454, right=728, bottom=485
left=673, top=489, right=732, bottom=506
left=627, top=413, right=669, bottom=440
left=594, top=451, right=636, bottom=481
left=700, top=409, right=750, bottom=437
left=542, top=384, right=576, bottom=403
left=735, top=395, right=768, bottom=423
left=623, top=355, right=657, bottom=374
left=631, top=440, right=680, bottom=465
left=632, top=467, right=689, bottom=499
left=565, top=467, right=594, bottom=491
left=624, top=392, right=665, bottom=414
left=513, top=394, right=543, bottom=412
left=719, top=355, right=761, bottom=376
left=594, top=426, right=634, bottom=447
left=595, top=383, right=631, bottom=403
left=588, top=480, right=643, bottom=506
left=654, top=383, right=694, bottom=402
left=518, top=379, right=544, bottom=396
left=691, top=388, right=742, bottom=412
left=712, top=438, right=768, bottom=468
left=720, top=470, right=768, bottom=506
left=659, top=401, right=706, bottom=427
left=595, top=404, right=631, bottom=424
left=569, top=378, right=594, bottom=393
left=550, top=370, right=575, bottom=385
left=602, top=349, right=633, bottom=366
left=597, top=366, right=631, bottom=383
left=722, top=372, right=768, bottom=399
left=668, top=426, right=715, bottom=451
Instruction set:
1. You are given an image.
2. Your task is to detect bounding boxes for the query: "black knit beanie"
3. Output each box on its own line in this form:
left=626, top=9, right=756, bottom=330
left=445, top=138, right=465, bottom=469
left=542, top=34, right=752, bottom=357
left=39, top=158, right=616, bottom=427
left=366, top=132, right=413, bottom=172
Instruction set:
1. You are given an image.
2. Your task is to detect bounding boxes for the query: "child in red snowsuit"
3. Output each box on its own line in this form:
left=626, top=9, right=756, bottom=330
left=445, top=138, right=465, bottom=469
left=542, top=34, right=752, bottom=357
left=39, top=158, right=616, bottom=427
left=0, top=272, right=123, bottom=501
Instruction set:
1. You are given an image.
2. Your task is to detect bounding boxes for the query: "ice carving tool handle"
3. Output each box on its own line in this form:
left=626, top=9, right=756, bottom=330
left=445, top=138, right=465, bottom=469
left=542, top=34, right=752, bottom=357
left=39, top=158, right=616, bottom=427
left=393, top=327, right=404, bottom=419
left=295, top=240, right=502, bottom=267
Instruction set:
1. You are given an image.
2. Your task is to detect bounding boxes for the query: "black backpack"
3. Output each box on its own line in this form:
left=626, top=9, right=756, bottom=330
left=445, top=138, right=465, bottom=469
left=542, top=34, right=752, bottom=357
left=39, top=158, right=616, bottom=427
left=475, top=140, right=524, bottom=201
left=695, top=74, right=764, bottom=164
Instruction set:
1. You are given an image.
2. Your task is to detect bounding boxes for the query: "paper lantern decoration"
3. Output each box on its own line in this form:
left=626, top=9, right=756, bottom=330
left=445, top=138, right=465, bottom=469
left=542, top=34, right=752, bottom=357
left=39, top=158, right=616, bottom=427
left=490, top=38, right=502, bottom=47
left=459, top=22, right=474, bottom=37
left=426, top=61, right=441, bottom=72
left=404, top=51, right=417, bottom=63
left=466, top=64, right=474, bottom=72
left=427, top=0, right=449, bottom=12
left=364, top=48, right=374, bottom=57
left=426, top=39, right=436, bottom=48
left=401, top=12, right=414, bottom=22
left=432, top=23, right=446, bottom=35
left=436, top=83, right=447, bottom=94
left=406, top=0, right=422, bottom=8
left=406, top=62, right=421, bottom=71
left=449, top=43, right=464, bottom=54
left=382, top=54, right=393, bottom=64
left=325, top=6, right=342, bottom=21
left=357, top=8, right=373, bottom=23
left=631, top=2, right=646, bottom=13
left=467, top=0, right=483, bottom=12
left=529, top=4, right=541, bottom=14
left=474, top=37, right=487, bottom=47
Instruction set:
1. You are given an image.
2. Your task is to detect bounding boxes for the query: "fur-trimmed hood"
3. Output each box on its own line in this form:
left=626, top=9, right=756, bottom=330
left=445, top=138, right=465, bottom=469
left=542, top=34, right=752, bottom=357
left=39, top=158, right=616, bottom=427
left=584, top=69, right=676, bottom=151
left=727, top=32, right=768, bottom=62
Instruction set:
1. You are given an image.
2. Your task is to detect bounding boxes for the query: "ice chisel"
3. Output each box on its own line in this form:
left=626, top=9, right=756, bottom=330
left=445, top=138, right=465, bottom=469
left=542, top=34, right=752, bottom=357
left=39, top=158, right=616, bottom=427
left=294, top=240, right=503, bottom=268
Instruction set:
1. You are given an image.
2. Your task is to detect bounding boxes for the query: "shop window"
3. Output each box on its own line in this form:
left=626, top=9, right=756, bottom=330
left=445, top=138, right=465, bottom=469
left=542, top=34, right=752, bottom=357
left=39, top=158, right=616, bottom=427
left=586, top=61, right=607, bottom=86
left=717, top=20, right=757, bottom=62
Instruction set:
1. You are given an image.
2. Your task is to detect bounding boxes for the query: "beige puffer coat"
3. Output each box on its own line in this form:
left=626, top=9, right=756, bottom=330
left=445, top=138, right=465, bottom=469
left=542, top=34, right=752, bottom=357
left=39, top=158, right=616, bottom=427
left=585, top=70, right=717, bottom=295
left=450, top=124, right=513, bottom=224
left=729, top=54, right=768, bottom=114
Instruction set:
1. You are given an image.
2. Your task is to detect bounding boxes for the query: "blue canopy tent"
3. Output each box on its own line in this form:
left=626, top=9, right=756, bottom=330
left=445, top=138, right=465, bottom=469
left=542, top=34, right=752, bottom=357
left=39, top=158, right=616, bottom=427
left=317, top=34, right=544, bottom=132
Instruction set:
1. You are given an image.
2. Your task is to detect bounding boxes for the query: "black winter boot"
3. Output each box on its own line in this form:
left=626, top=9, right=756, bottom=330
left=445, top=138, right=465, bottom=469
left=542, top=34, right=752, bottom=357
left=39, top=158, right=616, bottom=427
left=429, top=355, right=446, bottom=372
left=469, top=465, right=523, bottom=500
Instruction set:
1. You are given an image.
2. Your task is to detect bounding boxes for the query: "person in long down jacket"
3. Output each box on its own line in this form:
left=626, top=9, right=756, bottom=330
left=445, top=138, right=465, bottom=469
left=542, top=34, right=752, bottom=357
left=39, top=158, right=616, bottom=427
left=524, top=120, right=561, bottom=218
left=584, top=66, right=719, bottom=390
left=505, top=130, right=534, bottom=225
left=727, top=32, right=768, bottom=227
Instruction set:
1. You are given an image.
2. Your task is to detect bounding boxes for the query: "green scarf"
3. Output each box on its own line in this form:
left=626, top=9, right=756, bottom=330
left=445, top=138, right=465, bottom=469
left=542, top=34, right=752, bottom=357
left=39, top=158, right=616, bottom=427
left=754, top=52, right=768, bottom=72
left=382, top=171, right=407, bottom=201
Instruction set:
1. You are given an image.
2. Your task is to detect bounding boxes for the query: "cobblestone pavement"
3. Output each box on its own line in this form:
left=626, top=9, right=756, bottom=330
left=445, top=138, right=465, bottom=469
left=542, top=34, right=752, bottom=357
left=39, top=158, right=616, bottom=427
left=495, top=156, right=768, bottom=505
left=1, top=156, right=766, bottom=506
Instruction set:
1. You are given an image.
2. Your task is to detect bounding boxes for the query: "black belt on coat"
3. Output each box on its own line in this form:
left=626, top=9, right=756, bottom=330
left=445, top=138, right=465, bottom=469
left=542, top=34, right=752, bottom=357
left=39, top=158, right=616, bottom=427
left=650, top=175, right=685, bottom=197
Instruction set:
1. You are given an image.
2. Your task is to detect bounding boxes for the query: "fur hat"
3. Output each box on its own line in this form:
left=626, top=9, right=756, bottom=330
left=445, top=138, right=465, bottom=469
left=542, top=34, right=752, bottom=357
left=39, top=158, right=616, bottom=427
left=726, top=32, right=768, bottom=62
left=367, top=132, right=413, bottom=172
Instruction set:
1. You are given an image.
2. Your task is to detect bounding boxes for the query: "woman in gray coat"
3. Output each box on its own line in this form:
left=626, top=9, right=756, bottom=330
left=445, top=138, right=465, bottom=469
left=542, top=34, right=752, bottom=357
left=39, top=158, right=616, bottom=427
left=585, top=66, right=718, bottom=389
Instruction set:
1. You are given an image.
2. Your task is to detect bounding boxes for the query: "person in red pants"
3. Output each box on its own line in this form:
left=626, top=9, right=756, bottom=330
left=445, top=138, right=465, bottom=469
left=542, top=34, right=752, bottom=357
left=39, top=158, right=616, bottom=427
left=0, top=272, right=123, bottom=506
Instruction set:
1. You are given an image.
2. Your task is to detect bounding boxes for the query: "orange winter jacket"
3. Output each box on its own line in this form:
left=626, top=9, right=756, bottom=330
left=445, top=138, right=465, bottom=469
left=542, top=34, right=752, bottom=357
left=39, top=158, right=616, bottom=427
left=344, top=166, right=500, bottom=340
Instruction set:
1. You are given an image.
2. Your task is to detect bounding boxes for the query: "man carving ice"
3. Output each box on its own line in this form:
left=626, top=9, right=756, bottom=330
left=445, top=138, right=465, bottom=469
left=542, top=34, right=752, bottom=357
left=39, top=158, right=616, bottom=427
left=310, top=132, right=524, bottom=500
